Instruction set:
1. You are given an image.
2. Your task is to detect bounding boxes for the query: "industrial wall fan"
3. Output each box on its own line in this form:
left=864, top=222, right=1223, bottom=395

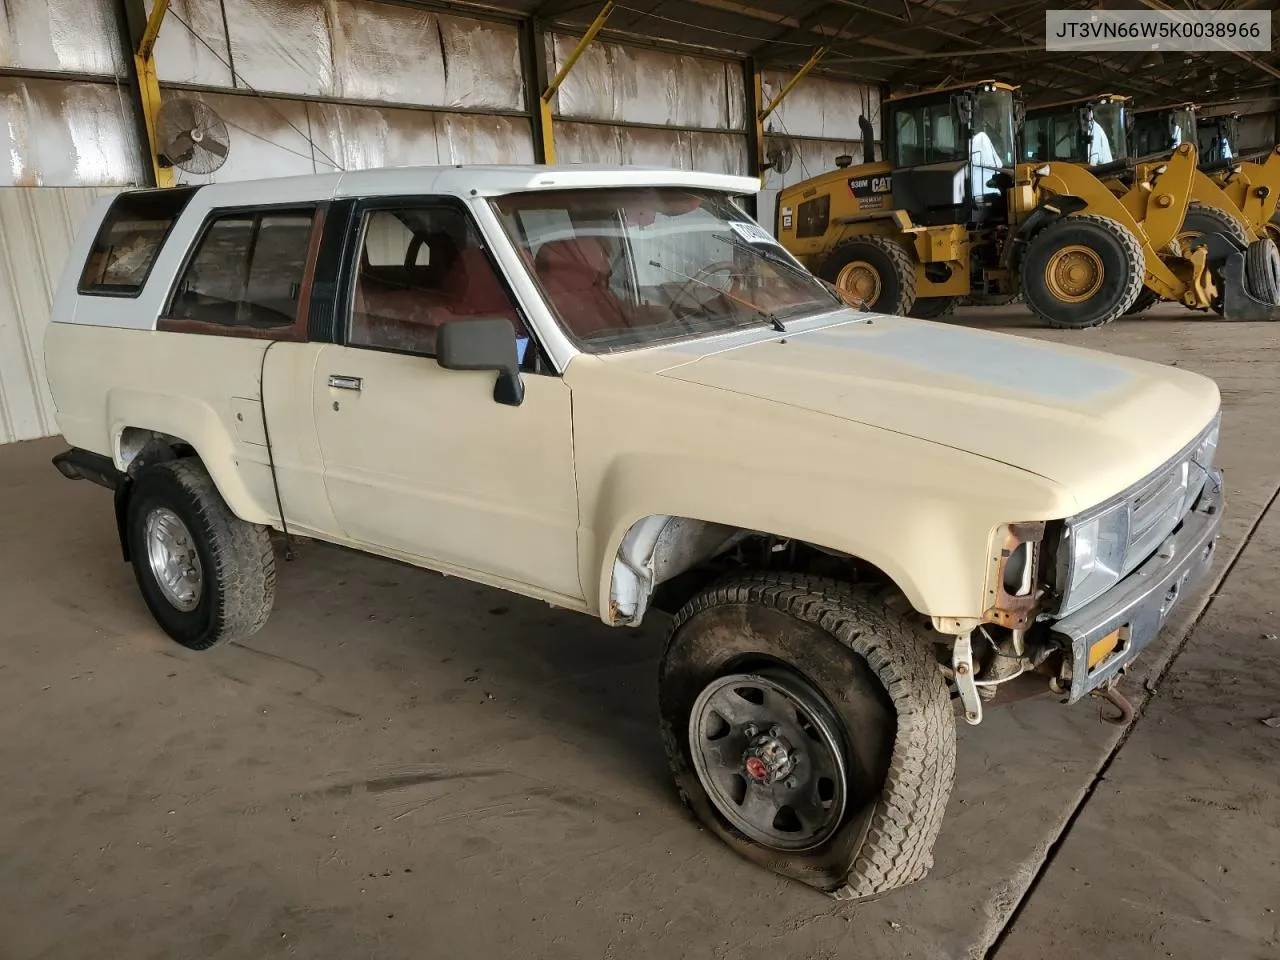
left=156, top=98, right=231, bottom=175
left=763, top=135, right=795, bottom=175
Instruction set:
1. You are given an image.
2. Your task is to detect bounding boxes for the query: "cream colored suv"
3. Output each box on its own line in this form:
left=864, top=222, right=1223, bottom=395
left=44, top=165, right=1223, bottom=900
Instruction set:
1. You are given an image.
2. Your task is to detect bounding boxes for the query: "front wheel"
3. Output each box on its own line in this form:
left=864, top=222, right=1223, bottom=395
left=1020, top=214, right=1144, bottom=329
left=819, top=237, right=917, bottom=315
left=659, top=573, right=955, bottom=899
left=126, top=459, right=276, bottom=651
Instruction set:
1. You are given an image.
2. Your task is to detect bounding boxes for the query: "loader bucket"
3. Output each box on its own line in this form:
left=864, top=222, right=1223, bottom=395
left=1198, top=231, right=1280, bottom=321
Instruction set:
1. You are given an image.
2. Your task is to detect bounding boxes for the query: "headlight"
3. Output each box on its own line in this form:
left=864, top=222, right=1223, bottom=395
left=1063, top=503, right=1130, bottom=611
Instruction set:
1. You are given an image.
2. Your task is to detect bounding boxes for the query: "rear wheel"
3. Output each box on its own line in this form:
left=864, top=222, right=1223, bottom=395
left=908, top=296, right=959, bottom=320
left=126, top=459, right=276, bottom=651
left=1124, top=287, right=1160, bottom=316
left=819, top=237, right=916, bottom=315
left=660, top=573, right=955, bottom=899
left=1178, top=201, right=1249, bottom=253
left=1020, top=214, right=1144, bottom=329
left=960, top=292, right=1021, bottom=307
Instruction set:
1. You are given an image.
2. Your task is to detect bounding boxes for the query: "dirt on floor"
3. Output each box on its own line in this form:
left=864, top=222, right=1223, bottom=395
left=1, top=304, right=1278, bottom=960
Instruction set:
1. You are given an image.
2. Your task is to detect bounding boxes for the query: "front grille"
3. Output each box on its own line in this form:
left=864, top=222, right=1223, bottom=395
left=1123, top=457, right=1204, bottom=575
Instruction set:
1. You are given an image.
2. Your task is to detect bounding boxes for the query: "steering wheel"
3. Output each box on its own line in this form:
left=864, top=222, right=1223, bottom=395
left=668, top=260, right=742, bottom=317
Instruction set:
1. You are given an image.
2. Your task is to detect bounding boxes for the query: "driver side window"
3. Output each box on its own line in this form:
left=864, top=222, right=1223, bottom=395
left=349, top=205, right=532, bottom=365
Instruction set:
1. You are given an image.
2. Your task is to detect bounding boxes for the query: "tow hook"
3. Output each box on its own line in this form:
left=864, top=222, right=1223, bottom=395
left=1091, top=682, right=1135, bottom=726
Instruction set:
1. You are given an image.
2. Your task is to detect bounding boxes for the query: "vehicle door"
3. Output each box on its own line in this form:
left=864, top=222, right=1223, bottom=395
left=309, top=198, right=582, bottom=602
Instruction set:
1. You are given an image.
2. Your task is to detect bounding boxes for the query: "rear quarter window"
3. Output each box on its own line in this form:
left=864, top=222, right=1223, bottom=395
left=78, top=187, right=199, bottom=297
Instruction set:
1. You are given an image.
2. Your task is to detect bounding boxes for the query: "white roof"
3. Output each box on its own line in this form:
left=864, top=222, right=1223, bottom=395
left=181, top=164, right=762, bottom=207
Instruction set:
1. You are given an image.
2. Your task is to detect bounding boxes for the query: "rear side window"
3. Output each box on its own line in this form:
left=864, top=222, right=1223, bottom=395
left=168, top=208, right=316, bottom=329
left=78, top=187, right=198, bottom=296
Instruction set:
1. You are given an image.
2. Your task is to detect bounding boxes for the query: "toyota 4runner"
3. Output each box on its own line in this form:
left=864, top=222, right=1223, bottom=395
left=44, top=164, right=1223, bottom=900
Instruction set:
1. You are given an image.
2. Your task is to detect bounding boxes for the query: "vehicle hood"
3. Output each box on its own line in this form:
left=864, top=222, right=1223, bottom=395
left=605, top=314, right=1221, bottom=513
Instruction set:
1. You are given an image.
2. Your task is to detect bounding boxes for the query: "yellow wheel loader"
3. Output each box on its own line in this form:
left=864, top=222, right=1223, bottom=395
left=774, top=81, right=1224, bottom=329
left=1023, top=97, right=1280, bottom=319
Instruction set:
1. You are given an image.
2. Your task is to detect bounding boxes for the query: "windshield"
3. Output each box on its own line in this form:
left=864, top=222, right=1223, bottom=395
left=1197, top=118, right=1236, bottom=163
left=972, top=89, right=1016, bottom=168
left=1090, top=102, right=1127, bottom=164
left=491, top=188, right=840, bottom=353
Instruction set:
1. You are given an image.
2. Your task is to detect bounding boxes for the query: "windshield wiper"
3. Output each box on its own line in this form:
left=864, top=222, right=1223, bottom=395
left=646, top=260, right=785, bottom=331
left=712, top=231, right=834, bottom=292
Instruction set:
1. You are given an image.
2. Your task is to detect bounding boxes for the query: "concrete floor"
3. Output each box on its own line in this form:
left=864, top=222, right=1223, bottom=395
left=2, top=304, right=1278, bottom=960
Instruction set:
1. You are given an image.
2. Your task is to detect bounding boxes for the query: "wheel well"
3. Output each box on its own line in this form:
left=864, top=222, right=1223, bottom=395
left=608, top=516, right=900, bottom=626
left=113, top=428, right=200, bottom=563
left=118, top=427, right=198, bottom=476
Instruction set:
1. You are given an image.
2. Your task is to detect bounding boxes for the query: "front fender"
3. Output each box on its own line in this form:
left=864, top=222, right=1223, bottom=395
left=584, top=449, right=1070, bottom=629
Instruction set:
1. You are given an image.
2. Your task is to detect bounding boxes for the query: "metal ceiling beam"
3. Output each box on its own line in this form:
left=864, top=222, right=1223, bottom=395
left=1137, top=0, right=1280, bottom=82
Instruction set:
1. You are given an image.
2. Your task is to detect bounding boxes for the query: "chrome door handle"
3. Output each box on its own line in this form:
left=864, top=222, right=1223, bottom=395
left=328, top=375, right=362, bottom=391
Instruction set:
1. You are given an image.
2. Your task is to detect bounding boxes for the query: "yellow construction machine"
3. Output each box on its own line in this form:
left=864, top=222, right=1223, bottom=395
left=773, top=80, right=1251, bottom=328
left=1022, top=95, right=1280, bottom=316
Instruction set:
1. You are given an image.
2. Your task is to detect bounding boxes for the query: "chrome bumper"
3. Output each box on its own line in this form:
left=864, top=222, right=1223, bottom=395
left=1050, top=469, right=1223, bottom=703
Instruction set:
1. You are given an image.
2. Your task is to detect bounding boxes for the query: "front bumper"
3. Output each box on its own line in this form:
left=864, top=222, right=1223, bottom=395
left=1049, top=469, right=1223, bottom=703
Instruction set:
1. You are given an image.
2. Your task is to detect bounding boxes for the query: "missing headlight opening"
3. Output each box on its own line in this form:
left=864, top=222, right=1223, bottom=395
left=987, top=520, right=1046, bottom=629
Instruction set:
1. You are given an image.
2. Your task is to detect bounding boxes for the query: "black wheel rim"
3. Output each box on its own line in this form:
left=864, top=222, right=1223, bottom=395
left=688, top=668, right=848, bottom=851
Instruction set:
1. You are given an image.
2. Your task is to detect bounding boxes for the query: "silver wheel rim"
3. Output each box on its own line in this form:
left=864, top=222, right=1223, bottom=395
left=143, top=507, right=203, bottom=612
left=688, top=669, right=848, bottom=851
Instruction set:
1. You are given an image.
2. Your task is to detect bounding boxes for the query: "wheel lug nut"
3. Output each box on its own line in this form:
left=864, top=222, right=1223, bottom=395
left=768, top=725, right=781, bottom=738
left=744, top=724, right=758, bottom=738
left=785, top=777, right=798, bottom=789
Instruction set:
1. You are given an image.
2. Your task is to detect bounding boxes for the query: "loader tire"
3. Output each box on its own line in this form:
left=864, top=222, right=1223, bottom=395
left=908, top=296, right=959, bottom=320
left=1178, top=201, right=1249, bottom=253
left=1245, top=238, right=1280, bottom=305
left=660, top=572, right=955, bottom=900
left=960, top=293, right=1021, bottom=307
left=1124, top=288, right=1160, bottom=316
left=1020, top=214, right=1144, bottom=329
left=819, top=237, right=917, bottom=315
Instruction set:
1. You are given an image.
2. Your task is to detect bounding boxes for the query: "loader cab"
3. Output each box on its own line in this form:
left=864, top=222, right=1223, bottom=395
left=1196, top=113, right=1239, bottom=167
left=1130, top=103, right=1197, bottom=162
left=1022, top=94, right=1130, bottom=170
left=887, top=80, right=1020, bottom=227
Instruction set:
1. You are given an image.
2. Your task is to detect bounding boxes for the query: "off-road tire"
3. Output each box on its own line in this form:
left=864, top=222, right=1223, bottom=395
left=1179, top=201, right=1249, bottom=251
left=125, top=458, right=276, bottom=651
left=1244, top=237, right=1280, bottom=305
left=659, top=572, right=955, bottom=899
left=819, top=237, right=917, bottom=315
left=1124, top=287, right=1160, bottom=316
left=908, top=296, right=959, bottom=320
left=1020, top=214, right=1144, bottom=329
left=960, top=293, right=1021, bottom=307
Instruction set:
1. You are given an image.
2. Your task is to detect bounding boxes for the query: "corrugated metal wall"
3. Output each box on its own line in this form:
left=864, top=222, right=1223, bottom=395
left=0, top=187, right=118, bottom=443
left=757, top=71, right=881, bottom=233
left=547, top=34, right=749, bottom=176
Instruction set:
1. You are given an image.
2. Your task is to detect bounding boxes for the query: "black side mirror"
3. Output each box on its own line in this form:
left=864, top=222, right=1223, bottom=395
left=436, top=317, right=525, bottom=406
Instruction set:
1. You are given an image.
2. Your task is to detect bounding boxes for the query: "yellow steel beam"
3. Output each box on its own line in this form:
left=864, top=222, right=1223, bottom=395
left=758, top=47, right=827, bottom=124
left=539, top=1, right=615, bottom=165
left=135, top=0, right=173, bottom=187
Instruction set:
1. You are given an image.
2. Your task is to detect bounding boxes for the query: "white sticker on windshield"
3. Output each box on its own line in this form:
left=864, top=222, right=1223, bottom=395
left=727, top=220, right=778, bottom=245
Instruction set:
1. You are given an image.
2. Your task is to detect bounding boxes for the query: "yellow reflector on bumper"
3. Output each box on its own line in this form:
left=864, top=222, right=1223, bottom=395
left=1088, top=629, right=1122, bottom=669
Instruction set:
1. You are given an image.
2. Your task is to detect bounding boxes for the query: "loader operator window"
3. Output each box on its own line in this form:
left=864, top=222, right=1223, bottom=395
left=893, top=101, right=966, bottom=168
